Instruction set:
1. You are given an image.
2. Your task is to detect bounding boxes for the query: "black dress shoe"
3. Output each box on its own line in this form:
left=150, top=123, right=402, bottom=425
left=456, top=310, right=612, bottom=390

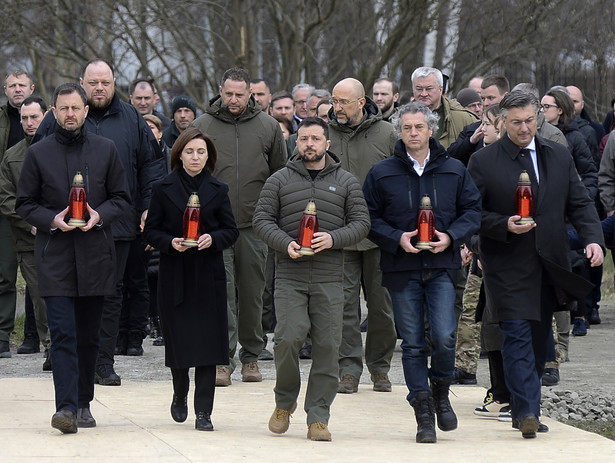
left=51, top=409, right=77, bottom=434
left=512, top=417, right=549, bottom=433
left=77, top=408, right=97, bottom=428
left=171, top=394, right=188, bottom=423
left=195, top=411, right=214, bottom=431
left=511, top=415, right=543, bottom=438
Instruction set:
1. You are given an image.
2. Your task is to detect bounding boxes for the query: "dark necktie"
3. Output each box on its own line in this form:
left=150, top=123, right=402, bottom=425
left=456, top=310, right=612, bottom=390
left=519, top=148, right=538, bottom=185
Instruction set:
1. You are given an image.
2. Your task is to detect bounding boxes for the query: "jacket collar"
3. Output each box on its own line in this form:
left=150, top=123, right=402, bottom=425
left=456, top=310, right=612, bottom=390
left=161, top=169, right=220, bottom=213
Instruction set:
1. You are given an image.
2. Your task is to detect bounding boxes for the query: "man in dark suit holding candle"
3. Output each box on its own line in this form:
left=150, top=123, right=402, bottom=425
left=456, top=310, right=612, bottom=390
left=467, top=91, right=604, bottom=439
left=16, top=83, right=131, bottom=433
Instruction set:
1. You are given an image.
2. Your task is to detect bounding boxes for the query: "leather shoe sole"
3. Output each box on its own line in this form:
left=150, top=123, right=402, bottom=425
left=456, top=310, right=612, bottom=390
left=51, top=410, right=77, bottom=434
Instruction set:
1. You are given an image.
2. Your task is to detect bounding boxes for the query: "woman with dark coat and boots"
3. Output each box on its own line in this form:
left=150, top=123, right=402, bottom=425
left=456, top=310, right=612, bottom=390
left=144, top=128, right=238, bottom=431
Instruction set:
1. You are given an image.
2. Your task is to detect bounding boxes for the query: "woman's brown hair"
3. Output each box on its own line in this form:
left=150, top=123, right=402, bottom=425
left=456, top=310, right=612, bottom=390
left=170, top=127, right=218, bottom=174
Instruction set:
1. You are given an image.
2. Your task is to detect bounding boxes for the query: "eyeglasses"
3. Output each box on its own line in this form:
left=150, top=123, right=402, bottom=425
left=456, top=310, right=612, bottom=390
left=329, top=98, right=359, bottom=107
left=541, top=104, right=558, bottom=110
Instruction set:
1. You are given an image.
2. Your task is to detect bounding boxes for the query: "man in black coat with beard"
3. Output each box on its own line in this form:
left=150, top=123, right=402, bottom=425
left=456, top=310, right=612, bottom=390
left=16, top=83, right=131, bottom=434
left=467, top=91, right=604, bottom=439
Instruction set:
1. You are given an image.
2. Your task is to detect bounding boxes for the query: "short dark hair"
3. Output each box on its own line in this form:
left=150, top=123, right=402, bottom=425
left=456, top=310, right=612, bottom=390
left=481, top=75, right=510, bottom=94
left=271, top=90, right=293, bottom=106
left=53, top=83, right=87, bottom=107
left=545, top=89, right=575, bottom=130
left=250, top=78, right=269, bottom=89
left=374, top=77, right=399, bottom=95
left=130, top=78, right=155, bottom=95
left=221, top=68, right=250, bottom=87
left=499, top=91, right=539, bottom=118
left=81, top=58, right=114, bottom=78
left=170, top=127, right=217, bottom=174
left=297, top=116, right=329, bottom=139
left=21, top=96, right=47, bottom=113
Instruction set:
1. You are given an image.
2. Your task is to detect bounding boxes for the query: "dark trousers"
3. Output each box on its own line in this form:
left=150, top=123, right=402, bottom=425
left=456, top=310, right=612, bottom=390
left=487, top=350, right=509, bottom=403
left=170, top=365, right=216, bottom=414
left=22, top=288, right=39, bottom=342
left=45, top=296, right=104, bottom=413
left=97, top=240, right=131, bottom=366
left=500, top=313, right=552, bottom=419
left=119, top=237, right=150, bottom=338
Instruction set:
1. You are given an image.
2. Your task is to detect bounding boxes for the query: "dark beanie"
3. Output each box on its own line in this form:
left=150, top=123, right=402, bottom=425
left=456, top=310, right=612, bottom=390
left=456, top=88, right=481, bottom=108
left=171, top=95, right=197, bottom=117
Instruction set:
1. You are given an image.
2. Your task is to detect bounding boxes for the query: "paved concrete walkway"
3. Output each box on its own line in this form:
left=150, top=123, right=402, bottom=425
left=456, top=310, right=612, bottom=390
left=1, top=377, right=614, bottom=462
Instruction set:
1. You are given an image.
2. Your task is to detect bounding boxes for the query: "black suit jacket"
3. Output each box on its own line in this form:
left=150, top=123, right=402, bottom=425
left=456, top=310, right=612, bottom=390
left=468, top=134, right=604, bottom=321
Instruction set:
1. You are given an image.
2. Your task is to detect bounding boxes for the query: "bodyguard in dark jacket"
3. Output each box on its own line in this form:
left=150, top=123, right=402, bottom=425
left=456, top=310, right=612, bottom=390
left=16, top=83, right=131, bottom=433
left=363, top=102, right=481, bottom=443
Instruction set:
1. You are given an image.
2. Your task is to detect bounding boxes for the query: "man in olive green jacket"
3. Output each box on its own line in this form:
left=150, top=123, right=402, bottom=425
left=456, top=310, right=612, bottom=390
left=0, top=96, right=50, bottom=361
left=0, top=70, right=35, bottom=358
left=328, top=77, right=398, bottom=394
left=412, top=66, right=478, bottom=149
left=191, top=68, right=287, bottom=385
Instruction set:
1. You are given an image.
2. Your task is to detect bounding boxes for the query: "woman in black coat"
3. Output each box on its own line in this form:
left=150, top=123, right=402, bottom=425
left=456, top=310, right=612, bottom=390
left=541, top=90, right=598, bottom=200
left=143, top=128, right=239, bottom=431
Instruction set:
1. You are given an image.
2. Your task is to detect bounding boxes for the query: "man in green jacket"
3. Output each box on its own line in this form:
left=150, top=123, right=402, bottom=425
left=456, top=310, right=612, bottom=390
left=0, top=96, right=50, bottom=367
left=191, top=68, right=287, bottom=385
left=253, top=117, right=370, bottom=441
left=412, top=66, right=478, bottom=149
left=328, top=77, right=398, bottom=394
left=0, top=70, right=35, bottom=358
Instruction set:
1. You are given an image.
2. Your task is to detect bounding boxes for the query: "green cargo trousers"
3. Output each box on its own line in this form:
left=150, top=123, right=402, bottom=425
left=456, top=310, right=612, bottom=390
left=273, top=278, right=343, bottom=425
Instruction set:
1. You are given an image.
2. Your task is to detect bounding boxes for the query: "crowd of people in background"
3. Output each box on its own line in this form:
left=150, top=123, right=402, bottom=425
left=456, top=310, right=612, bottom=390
left=0, top=61, right=612, bottom=443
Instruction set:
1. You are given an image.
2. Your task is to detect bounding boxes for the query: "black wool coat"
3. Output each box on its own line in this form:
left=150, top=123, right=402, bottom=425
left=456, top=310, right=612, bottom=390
left=467, top=134, right=604, bottom=322
left=143, top=169, right=239, bottom=368
left=15, top=127, right=131, bottom=297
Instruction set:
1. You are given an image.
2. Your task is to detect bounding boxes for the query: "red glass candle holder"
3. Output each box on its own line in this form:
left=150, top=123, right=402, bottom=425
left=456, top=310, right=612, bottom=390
left=297, top=200, right=318, bottom=256
left=67, top=171, right=87, bottom=227
left=515, top=170, right=535, bottom=225
left=416, top=194, right=435, bottom=250
left=182, top=192, right=201, bottom=247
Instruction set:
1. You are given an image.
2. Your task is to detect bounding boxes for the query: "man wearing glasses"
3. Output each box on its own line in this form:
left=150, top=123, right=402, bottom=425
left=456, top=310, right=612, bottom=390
left=328, top=77, right=398, bottom=395
left=412, top=66, right=477, bottom=149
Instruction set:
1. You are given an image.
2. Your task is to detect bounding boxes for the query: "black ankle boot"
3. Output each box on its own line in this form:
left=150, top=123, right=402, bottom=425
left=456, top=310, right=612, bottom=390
left=411, top=391, right=437, bottom=443
left=170, top=394, right=188, bottom=423
left=431, top=379, right=458, bottom=431
left=195, top=411, right=213, bottom=431
left=126, top=332, right=144, bottom=356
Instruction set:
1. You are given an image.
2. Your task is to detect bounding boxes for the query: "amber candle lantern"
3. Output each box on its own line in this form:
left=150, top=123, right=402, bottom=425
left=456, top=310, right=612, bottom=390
left=67, top=171, right=87, bottom=227
left=416, top=194, right=435, bottom=250
left=515, top=170, right=535, bottom=225
left=182, top=192, right=201, bottom=247
left=297, top=200, right=318, bottom=256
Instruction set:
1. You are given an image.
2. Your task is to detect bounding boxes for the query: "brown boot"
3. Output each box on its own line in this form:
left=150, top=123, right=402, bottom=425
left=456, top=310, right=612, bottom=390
left=241, top=361, right=263, bottom=382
